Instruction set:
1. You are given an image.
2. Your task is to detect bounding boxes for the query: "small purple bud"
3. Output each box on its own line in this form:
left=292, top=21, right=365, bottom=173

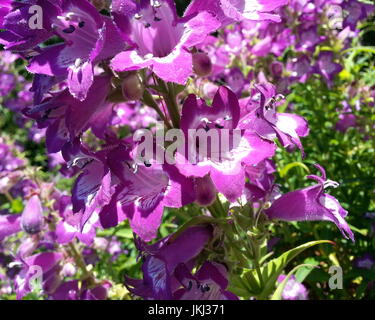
left=21, top=195, right=44, bottom=235
left=269, top=61, right=283, bottom=78
left=121, top=73, right=144, bottom=101
left=192, top=52, right=212, bottom=77
left=194, top=175, right=217, bottom=207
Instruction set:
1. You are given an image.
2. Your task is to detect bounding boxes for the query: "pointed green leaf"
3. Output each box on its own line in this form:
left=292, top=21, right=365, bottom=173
left=241, top=240, right=333, bottom=299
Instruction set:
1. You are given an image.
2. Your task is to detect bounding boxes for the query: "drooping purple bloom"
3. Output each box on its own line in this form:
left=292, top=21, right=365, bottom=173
left=269, top=61, right=284, bottom=79
left=239, top=82, right=309, bottom=156
left=198, top=35, right=231, bottom=77
left=265, top=164, right=355, bottom=241
left=111, top=0, right=220, bottom=84
left=126, top=225, right=213, bottom=300
left=23, top=0, right=124, bottom=101
left=192, top=52, right=213, bottom=77
left=61, top=139, right=111, bottom=218
left=17, top=236, right=40, bottom=260
left=174, top=262, right=238, bottom=300
left=55, top=196, right=97, bottom=246
left=244, top=159, right=277, bottom=202
left=251, top=35, right=273, bottom=57
left=103, top=144, right=196, bottom=241
left=25, top=75, right=112, bottom=153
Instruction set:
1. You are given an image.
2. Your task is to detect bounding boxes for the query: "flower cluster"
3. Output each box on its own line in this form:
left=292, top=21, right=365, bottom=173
left=0, top=0, right=373, bottom=300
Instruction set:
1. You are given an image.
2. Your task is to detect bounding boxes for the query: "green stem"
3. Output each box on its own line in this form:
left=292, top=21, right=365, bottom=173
left=207, top=203, right=221, bottom=218
left=158, top=80, right=181, bottom=128
left=215, top=195, right=227, bottom=217
left=4, top=191, right=14, bottom=203
left=142, top=90, right=172, bottom=129
left=249, top=238, right=264, bottom=289
left=68, top=242, right=95, bottom=286
left=208, top=196, right=226, bottom=218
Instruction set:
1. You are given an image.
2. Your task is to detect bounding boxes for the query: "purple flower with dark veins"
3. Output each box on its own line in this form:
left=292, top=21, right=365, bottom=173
left=24, top=75, right=112, bottom=153
left=111, top=0, right=220, bottom=84
left=175, top=86, right=276, bottom=203
left=55, top=196, right=98, bottom=246
left=126, top=225, right=213, bottom=299
left=174, top=262, right=238, bottom=300
left=61, top=139, right=112, bottom=221
left=1, top=0, right=124, bottom=101
left=0, top=0, right=58, bottom=51
left=265, top=164, right=355, bottom=241
left=102, top=144, right=196, bottom=241
left=244, top=159, right=277, bottom=202
left=239, top=82, right=309, bottom=156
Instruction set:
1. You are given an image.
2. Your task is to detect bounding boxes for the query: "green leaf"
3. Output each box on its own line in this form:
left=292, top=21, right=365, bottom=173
left=347, top=223, right=368, bottom=236
left=241, top=240, right=333, bottom=299
left=115, top=228, right=134, bottom=239
left=11, top=198, right=24, bottom=213
left=295, top=258, right=319, bottom=282
left=279, top=162, right=310, bottom=178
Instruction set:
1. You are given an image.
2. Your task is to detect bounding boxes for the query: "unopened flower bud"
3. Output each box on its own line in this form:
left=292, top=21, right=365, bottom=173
left=192, top=52, right=212, bottom=77
left=21, top=195, right=44, bottom=235
left=194, top=175, right=217, bottom=207
left=269, top=61, right=283, bottom=78
left=121, top=73, right=144, bottom=101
